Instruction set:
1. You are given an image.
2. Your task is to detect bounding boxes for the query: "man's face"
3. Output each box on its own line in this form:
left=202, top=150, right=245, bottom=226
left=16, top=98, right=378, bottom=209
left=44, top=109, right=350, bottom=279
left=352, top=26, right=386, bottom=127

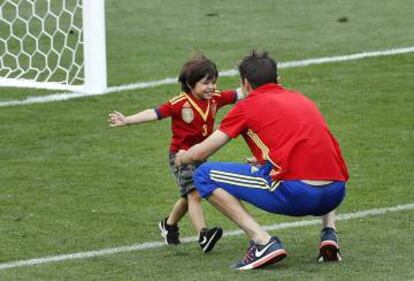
left=240, top=78, right=252, bottom=97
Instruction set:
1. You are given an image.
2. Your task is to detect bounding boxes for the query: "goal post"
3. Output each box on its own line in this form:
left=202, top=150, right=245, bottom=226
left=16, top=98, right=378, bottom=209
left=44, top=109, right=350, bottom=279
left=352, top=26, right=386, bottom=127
left=82, top=0, right=107, bottom=94
left=0, top=0, right=107, bottom=94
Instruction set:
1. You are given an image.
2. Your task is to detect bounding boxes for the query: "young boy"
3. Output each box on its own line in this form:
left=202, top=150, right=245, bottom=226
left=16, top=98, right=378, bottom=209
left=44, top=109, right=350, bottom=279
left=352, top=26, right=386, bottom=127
left=108, top=55, right=242, bottom=253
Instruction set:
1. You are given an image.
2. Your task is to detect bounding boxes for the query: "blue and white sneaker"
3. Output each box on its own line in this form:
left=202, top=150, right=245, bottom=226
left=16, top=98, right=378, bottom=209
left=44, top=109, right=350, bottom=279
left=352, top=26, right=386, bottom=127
left=231, top=236, right=287, bottom=270
left=318, top=227, right=342, bottom=262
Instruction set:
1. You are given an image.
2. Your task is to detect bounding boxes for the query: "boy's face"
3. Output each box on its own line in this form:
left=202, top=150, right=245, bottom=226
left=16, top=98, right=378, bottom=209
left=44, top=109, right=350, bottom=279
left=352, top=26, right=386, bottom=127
left=190, top=76, right=217, bottom=100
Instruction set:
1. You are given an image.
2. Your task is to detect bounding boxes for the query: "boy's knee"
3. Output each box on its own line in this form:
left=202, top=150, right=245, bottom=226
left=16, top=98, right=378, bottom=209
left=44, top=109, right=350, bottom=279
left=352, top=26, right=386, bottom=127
left=187, top=189, right=201, bottom=202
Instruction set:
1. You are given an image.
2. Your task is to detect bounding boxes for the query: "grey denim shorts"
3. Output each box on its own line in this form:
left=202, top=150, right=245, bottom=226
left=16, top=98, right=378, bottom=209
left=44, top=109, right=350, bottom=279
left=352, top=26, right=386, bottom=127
left=168, top=152, right=204, bottom=197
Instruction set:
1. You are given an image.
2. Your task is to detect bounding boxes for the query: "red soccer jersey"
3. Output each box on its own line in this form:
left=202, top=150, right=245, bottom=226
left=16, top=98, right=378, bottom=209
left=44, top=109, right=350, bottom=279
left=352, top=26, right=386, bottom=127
left=219, top=83, right=349, bottom=181
left=156, top=90, right=237, bottom=152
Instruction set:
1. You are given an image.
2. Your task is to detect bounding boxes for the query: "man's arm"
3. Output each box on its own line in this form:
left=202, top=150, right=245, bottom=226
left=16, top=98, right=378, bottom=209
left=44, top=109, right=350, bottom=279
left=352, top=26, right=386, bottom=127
left=175, top=130, right=230, bottom=166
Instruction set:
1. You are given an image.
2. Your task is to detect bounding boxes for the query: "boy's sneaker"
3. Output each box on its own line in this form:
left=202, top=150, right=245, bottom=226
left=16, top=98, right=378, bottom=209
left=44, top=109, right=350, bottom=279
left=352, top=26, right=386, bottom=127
left=199, top=227, right=223, bottom=253
left=318, top=227, right=342, bottom=262
left=231, top=236, right=287, bottom=271
left=158, top=217, right=180, bottom=245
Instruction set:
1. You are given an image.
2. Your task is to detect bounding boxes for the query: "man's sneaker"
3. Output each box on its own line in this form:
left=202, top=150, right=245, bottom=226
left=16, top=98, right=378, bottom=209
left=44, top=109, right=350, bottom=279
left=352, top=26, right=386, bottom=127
left=199, top=227, right=223, bottom=253
left=231, top=236, right=287, bottom=271
left=318, top=227, right=342, bottom=262
left=158, top=217, right=180, bottom=245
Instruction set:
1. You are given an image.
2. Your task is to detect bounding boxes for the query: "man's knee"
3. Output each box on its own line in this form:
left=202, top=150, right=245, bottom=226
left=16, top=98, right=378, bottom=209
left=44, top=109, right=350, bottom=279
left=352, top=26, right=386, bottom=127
left=193, top=162, right=212, bottom=183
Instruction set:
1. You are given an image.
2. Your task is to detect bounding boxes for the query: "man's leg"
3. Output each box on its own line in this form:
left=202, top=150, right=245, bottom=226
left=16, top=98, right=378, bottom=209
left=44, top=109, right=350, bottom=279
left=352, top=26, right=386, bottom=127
left=208, top=188, right=270, bottom=244
left=318, top=183, right=345, bottom=262
left=209, top=189, right=287, bottom=270
left=322, top=210, right=336, bottom=230
left=194, top=162, right=287, bottom=270
left=319, top=211, right=342, bottom=262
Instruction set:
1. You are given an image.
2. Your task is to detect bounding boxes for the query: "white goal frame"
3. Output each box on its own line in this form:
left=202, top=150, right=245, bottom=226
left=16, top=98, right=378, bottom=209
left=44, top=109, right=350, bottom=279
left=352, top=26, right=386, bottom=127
left=0, top=0, right=107, bottom=94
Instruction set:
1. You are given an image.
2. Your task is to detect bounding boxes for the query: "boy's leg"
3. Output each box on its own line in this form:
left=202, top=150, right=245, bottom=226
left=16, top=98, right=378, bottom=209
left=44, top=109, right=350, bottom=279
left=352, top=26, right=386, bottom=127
left=173, top=149, right=224, bottom=253
left=167, top=197, right=188, bottom=225
left=161, top=153, right=189, bottom=245
left=187, top=190, right=205, bottom=233
left=187, top=190, right=223, bottom=253
left=159, top=198, right=187, bottom=245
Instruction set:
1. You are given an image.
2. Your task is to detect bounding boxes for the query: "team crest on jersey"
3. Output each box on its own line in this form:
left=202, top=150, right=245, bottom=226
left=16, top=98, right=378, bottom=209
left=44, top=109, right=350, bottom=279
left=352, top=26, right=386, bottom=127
left=181, top=102, right=194, bottom=123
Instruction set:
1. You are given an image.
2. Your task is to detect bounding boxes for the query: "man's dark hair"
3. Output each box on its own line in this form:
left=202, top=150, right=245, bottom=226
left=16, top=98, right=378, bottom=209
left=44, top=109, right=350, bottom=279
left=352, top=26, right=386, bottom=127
left=238, top=50, right=278, bottom=89
left=178, top=54, right=218, bottom=93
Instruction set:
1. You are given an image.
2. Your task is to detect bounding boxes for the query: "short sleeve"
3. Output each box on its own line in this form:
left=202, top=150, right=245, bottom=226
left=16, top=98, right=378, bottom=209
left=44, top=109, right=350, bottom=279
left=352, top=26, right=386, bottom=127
left=155, top=102, right=173, bottom=119
left=219, top=104, right=247, bottom=138
left=215, top=90, right=237, bottom=108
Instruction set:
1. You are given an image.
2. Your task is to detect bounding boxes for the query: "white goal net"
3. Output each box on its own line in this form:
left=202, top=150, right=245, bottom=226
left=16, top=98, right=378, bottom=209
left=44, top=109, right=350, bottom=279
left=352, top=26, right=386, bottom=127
left=0, top=0, right=107, bottom=93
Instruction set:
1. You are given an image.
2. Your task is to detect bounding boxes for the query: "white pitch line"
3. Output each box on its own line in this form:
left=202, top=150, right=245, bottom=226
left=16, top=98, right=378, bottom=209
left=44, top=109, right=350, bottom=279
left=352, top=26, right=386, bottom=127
left=1, top=46, right=414, bottom=107
left=1, top=202, right=413, bottom=271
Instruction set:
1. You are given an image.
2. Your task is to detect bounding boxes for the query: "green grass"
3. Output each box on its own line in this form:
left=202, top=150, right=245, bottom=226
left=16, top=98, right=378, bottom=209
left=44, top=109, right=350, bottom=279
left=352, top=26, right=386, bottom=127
left=1, top=0, right=414, bottom=100
left=1, top=0, right=414, bottom=280
left=3, top=211, right=414, bottom=281
left=104, top=0, right=414, bottom=85
left=1, top=54, right=413, bottom=280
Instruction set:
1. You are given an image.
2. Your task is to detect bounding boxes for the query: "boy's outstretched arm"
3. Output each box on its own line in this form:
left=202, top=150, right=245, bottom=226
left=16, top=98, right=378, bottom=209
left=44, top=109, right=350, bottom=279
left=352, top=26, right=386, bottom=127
left=108, top=109, right=158, bottom=127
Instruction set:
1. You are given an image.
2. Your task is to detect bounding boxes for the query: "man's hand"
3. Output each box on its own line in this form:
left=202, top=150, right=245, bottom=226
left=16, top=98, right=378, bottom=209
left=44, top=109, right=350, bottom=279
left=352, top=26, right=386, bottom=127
left=175, top=149, right=187, bottom=167
left=108, top=111, right=126, bottom=127
left=175, top=130, right=230, bottom=167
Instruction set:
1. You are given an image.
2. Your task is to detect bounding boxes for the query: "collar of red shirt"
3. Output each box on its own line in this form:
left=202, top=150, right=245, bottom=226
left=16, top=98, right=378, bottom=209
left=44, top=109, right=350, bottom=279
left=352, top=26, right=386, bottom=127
left=248, top=83, right=284, bottom=98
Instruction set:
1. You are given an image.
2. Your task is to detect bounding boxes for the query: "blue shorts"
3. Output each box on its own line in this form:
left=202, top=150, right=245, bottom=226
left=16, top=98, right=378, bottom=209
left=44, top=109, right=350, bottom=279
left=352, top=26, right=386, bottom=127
left=193, top=162, right=346, bottom=216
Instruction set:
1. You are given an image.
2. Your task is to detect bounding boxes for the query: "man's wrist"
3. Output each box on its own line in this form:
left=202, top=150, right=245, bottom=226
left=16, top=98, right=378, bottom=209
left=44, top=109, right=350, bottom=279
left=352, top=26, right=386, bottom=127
left=181, top=152, right=188, bottom=164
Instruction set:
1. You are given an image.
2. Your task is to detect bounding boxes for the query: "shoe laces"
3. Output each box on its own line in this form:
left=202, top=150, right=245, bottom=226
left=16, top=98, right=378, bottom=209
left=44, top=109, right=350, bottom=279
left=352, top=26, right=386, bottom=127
left=321, top=227, right=333, bottom=234
left=321, top=228, right=337, bottom=241
left=199, top=227, right=209, bottom=237
left=166, top=224, right=179, bottom=235
left=170, top=225, right=179, bottom=234
left=242, top=242, right=257, bottom=263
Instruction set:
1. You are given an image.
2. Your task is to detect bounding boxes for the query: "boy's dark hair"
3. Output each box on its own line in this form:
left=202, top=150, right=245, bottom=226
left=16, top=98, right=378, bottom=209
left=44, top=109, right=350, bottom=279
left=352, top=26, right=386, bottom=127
left=238, top=50, right=278, bottom=89
left=178, top=54, right=218, bottom=93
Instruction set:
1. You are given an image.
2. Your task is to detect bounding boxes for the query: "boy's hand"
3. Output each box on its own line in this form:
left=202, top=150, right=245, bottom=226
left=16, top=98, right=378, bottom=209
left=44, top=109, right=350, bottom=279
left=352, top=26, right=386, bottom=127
left=108, top=111, right=126, bottom=127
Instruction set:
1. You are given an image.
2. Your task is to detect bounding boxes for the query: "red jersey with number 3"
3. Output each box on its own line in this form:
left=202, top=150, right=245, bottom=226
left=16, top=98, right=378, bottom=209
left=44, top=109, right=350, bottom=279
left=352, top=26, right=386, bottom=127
left=219, top=83, right=349, bottom=181
left=156, top=90, right=237, bottom=152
